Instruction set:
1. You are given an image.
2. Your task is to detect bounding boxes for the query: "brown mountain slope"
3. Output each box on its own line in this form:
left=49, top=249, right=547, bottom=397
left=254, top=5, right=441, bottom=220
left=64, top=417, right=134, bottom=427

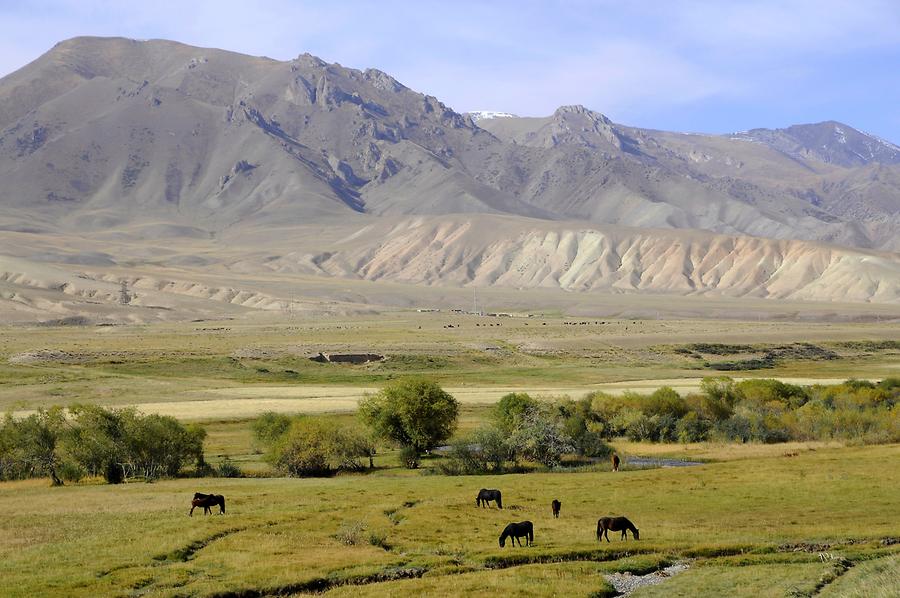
left=1, top=36, right=898, bottom=249
left=0, top=37, right=898, bottom=318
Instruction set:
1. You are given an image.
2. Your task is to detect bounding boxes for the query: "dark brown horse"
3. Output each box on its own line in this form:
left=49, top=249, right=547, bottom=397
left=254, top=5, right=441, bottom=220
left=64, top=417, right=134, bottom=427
left=612, top=453, right=620, bottom=472
left=476, top=488, right=502, bottom=509
left=499, top=521, right=533, bottom=547
left=551, top=499, right=561, bottom=518
left=597, top=516, right=639, bottom=541
left=190, top=492, right=225, bottom=516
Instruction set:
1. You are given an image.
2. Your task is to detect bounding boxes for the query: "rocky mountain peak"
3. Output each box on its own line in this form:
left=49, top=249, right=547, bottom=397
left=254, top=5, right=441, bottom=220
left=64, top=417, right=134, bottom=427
left=731, top=120, right=900, bottom=167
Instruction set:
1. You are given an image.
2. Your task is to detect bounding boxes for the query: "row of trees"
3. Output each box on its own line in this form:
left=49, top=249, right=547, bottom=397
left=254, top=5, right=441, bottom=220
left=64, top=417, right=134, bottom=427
left=583, top=377, right=899, bottom=444
left=258, top=376, right=898, bottom=478
left=0, top=405, right=206, bottom=484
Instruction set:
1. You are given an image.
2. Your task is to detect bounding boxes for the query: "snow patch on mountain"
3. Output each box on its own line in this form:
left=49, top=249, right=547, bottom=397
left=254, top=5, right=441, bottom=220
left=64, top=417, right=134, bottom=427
left=467, top=111, right=518, bottom=122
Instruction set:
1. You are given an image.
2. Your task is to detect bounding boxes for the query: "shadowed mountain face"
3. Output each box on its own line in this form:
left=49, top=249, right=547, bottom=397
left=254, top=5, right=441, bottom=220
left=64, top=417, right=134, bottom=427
left=0, top=37, right=898, bottom=317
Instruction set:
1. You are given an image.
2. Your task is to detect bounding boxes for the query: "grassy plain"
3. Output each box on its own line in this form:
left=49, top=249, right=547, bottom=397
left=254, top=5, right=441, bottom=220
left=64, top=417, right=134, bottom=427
left=1, top=313, right=897, bottom=416
left=0, top=444, right=898, bottom=597
left=1, top=313, right=899, bottom=596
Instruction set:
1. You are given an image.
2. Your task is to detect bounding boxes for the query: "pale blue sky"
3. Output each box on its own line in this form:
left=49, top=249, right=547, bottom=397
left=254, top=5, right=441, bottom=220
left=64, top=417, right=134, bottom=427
left=2, top=0, right=899, bottom=142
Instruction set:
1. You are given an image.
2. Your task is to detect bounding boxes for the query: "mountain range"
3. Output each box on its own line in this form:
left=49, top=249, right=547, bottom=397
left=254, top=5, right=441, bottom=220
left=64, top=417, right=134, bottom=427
left=0, top=36, right=898, bottom=320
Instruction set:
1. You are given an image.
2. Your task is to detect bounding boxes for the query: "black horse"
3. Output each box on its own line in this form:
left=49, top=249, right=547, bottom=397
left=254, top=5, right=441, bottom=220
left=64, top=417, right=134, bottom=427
left=596, top=516, right=639, bottom=541
left=551, top=499, right=561, bottom=518
left=476, top=488, right=502, bottom=509
left=190, top=492, right=226, bottom=516
left=499, top=521, right=533, bottom=547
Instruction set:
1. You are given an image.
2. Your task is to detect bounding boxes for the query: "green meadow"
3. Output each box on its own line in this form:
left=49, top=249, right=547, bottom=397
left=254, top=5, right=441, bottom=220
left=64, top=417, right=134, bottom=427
left=1, top=315, right=898, bottom=596
left=1, top=444, right=898, bottom=597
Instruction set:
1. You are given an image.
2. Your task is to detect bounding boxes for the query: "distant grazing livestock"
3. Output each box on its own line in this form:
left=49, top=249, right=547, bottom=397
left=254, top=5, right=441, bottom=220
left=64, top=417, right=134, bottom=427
left=596, top=516, right=639, bottom=541
left=611, top=453, right=620, bottom=472
left=476, top=488, right=502, bottom=509
left=499, top=521, right=533, bottom=547
left=551, top=499, right=561, bottom=518
left=190, top=492, right=225, bottom=516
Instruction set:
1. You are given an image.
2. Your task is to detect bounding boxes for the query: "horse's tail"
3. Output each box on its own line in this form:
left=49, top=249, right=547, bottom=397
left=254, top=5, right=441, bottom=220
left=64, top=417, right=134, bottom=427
left=596, top=519, right=603, bottom=540
left=528, top=523, right=534, bottom=543
left=219, top=496, right=226, bottom=514
left=496, top=492, right=502, bottom=509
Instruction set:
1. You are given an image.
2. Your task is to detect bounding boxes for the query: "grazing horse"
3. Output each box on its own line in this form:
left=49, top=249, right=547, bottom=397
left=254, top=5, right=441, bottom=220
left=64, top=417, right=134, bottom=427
left=551, top=499, right=561, bottom=518
left=596, top=516, right=639, bottom=541
left=476, top=488, right=502, bottom=509
left=499, top=521, right=533, bottom=547
left=190, top=492, right=226, bottom=516
left=611, top=453, right=620, bottom=472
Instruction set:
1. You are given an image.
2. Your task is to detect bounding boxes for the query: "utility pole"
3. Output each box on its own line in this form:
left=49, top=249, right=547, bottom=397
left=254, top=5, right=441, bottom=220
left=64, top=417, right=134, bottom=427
left=118, top=280, right=132, bottom=305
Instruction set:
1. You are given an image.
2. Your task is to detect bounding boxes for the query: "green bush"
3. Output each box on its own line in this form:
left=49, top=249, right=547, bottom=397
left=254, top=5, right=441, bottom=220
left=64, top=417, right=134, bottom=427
left=398, top=445, right=420, bottom=469
left=271, top=418, right=373, bottom=477
left=252, top=412, right=292, bottom=447
left=676, top=412, right=710, bottom=443
left=216, top=457, right=242, bottom=478
left=507, top=408, right=574, bottom=468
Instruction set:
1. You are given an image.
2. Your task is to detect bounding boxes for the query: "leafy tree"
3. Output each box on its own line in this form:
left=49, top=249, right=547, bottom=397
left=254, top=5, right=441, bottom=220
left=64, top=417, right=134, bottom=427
left=63, top=404, right=128, bottom=483
left=359, top=378, right=459, bottom=465
left=7, top=408, right=68, bottom=485
left=492, top=393, right=538, bottom=434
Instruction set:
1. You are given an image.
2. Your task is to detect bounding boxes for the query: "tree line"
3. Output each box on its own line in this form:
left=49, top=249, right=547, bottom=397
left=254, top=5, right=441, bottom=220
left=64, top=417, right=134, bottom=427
left=0, top=405, right=206, bottom=484
left=256, top=376, right=899, bottom=477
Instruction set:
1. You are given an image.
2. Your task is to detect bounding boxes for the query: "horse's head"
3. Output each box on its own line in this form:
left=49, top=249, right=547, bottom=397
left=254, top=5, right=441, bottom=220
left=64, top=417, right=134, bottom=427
left=633, top=528, right=640, bottom=540
left=498, top=535, right=505, bottom=548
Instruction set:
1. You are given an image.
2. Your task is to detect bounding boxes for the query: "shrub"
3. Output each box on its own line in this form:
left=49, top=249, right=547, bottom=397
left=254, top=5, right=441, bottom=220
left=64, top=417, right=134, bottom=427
left=398, top=445, right=420, bottom=469
left=676, top=412, right=710, bottom=443
left=508, top=408, right=574, bottom=468
left=712, top=414, right=752, bottom=442
left=439, top=424, right=514, bottom=475
left=333, top=521, right=367, bottom=545
left=271, top=419, right=340, bottom=476
left=700, top=376, right=742, bottom=406
left=216, top=457, right=242, bottom=478
left=645, top=387, right=690, bottom=419
left=252, top=412, right=292, bottom=448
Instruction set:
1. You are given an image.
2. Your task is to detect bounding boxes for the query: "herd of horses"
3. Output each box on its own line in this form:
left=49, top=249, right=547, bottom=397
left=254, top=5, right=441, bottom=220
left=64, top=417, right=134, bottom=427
left=188, top=483, right=639, bottom=548
left=476, top=488, right=640, bottom=547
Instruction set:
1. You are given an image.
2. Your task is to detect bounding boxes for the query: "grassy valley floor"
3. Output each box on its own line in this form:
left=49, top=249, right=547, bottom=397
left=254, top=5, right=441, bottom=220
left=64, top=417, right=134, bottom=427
left=1, top=444, right=898, bottom=597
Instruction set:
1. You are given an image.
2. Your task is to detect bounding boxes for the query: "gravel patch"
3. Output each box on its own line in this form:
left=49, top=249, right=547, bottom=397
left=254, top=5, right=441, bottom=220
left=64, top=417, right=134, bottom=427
left=605, top=562, right=690, bottom=596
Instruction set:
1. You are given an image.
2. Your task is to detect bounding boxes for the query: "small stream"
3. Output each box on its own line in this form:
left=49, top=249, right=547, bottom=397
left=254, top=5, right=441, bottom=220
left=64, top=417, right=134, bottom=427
left=625, top=456, right=705, bottom=468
